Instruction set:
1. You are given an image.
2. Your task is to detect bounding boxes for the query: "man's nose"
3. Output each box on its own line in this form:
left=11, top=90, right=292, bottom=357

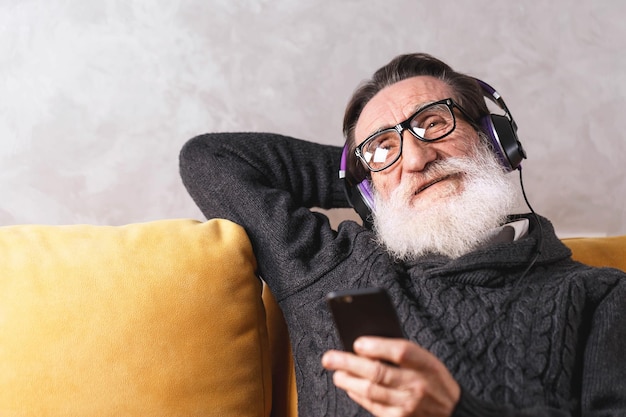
left=400, top=130, right=437, bottom=172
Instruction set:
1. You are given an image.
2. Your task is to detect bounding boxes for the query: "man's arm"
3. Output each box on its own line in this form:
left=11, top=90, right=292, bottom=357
left=179, top=132, right=352, bottom=298
left=580, top=272, right=626, bottom=414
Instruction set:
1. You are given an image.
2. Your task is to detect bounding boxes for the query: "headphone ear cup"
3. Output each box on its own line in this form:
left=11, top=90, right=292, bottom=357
left=480, top=114, right=525, bottom=171
left=340, top=144, right=376, bottom=228
left=343, top=179, right=375, bottom=229
left=475, top=77, right=527, bottom=171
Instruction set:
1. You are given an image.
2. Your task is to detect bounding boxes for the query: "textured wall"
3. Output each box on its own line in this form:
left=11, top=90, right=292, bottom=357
left=1, top=0, right=624, bottom=236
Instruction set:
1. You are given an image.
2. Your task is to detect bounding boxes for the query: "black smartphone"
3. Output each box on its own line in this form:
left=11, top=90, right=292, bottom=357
left=326, top=287, right=404, bottom=352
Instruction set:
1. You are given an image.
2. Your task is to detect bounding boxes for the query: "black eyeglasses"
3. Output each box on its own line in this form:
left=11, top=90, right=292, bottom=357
left=355, top=98, right=475, bottom=172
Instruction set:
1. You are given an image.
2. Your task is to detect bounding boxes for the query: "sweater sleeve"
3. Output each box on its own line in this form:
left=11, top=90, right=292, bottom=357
left=579, top=271, right=626, bottom=414
left=452, top=388, right=570, bottom=417
left=179, top=132, right=354, bottom=299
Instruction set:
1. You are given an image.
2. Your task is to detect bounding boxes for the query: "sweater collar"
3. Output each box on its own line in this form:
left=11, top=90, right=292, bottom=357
left=403, top=214, right=572, bottom=285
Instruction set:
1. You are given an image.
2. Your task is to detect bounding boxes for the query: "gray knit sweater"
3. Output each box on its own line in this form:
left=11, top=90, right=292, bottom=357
left=179, top=132, right=626, bottom=417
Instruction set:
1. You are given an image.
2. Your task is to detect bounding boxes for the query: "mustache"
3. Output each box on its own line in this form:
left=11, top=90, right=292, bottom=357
left=423, top=153, right=487, bottom=180
left=400, top=142, right=503, bottom=198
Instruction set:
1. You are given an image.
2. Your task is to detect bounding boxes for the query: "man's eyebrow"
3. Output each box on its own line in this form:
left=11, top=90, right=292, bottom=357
left=363, top=99, right=444, bottom=140
left=409, top=99, right=439, bottom=115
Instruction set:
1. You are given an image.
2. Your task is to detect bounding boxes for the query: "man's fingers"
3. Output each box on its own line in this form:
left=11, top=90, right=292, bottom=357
left=323, top=349, right=404, bottom=387
left=354, top=336, right=436, bottom=370
left=333, top=369, right=417, bottom=406
left=322, top=339, right=461, bottom=416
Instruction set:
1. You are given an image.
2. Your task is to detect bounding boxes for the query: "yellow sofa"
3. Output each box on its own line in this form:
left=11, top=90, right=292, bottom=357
left=0, top=219, right=624, bottom=417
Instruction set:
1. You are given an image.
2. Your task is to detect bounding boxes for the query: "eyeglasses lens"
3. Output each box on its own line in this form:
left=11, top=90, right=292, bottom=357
left=409, top=103, right=455, bottom=140
left=361, top=131, right=401, bottom=171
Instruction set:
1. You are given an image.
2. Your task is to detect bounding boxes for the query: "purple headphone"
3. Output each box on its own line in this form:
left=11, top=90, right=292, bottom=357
left=339, top=78, right=526, bottom=227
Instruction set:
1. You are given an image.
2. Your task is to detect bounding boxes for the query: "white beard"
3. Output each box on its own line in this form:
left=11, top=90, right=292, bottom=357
left=372, top=142, right=516, bottom=260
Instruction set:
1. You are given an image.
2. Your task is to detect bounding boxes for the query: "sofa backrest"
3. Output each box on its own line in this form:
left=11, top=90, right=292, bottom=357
left=1, top=218, right=623, bottom=417
left=562, top=235, right=626, bottom=270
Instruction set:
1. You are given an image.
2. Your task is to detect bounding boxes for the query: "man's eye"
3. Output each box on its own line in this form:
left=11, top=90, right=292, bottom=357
left=413, top=113, right=451, bottom=138
left=423, top=115, right=446, bottom=129
left=375, top=138, right=395, bottom=149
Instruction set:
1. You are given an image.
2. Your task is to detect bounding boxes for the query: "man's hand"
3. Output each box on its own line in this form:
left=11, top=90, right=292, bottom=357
left=321, top=337, right=460, bottom=417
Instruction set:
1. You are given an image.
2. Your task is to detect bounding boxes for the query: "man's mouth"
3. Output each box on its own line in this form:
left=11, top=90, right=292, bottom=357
left=415, top=173, right=459, bottom=195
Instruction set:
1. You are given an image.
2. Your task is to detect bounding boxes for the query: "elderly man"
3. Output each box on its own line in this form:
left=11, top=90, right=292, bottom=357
left=179, top=53, right=626, bottom=416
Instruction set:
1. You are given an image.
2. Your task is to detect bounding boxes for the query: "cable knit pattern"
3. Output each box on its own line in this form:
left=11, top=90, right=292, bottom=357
left=180, top=132, right=626, bottom=417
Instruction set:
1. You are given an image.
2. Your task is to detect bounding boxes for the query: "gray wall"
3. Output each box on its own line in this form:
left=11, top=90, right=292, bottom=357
left=1, top=0, right=624, bottom=237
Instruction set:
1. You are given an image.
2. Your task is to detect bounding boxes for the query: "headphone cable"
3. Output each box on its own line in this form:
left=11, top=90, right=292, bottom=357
left=510, top=165, right=543, bottom=293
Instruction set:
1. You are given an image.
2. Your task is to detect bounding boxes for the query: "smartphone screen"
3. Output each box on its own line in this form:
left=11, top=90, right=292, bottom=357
left=326, top=287, right=404, bottom=352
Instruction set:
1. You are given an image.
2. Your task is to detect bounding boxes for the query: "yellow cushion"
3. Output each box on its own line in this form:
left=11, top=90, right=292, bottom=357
left=0, top=219, right=271, bottom=417
left=562, top=235, right=626, bottom=272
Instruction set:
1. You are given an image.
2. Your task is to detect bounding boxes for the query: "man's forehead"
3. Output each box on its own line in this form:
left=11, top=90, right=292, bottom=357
left=355, top=76, right=453, bottom=142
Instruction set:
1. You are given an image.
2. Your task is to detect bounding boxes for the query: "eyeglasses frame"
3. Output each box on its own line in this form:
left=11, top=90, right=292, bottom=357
left=354, top=98, right=476, bottom=173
